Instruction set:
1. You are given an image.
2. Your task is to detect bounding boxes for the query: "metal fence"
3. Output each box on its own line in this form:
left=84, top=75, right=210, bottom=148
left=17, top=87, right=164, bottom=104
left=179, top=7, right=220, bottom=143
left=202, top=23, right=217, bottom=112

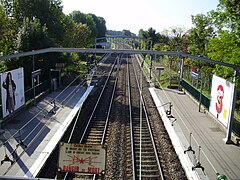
left=24, top=79, right=51, bottom=103
left=181, top=79, right=210, bottom=108
left=181, top=79, right=240, bottom=137
left=0, top=79, right=51, bottom=119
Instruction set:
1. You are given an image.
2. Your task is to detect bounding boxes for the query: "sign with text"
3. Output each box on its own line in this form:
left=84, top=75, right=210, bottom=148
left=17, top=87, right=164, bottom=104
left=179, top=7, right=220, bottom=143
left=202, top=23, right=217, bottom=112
left=191, top=71, right=199, bottom=78
left=58, top=143, right=106, bottom=174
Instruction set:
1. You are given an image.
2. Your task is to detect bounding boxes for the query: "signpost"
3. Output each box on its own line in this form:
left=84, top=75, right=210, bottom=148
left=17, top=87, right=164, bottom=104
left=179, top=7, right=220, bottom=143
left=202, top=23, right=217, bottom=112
left=58, top=143, right=106, bottom=175
left=155, top=66, right=165, bottom=80
left=191, top=71, right=199, bottom=78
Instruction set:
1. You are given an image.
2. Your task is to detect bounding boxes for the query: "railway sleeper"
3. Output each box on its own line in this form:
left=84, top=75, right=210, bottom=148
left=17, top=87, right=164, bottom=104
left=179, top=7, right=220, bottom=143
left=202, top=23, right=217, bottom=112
left=136, top=167, right=159, bottom=173
left=136, top=157, right=158, bottom=163
left=135, top=160, right=158, bottom=166
left=137, top=174, right=161, bottom=179
left=87, top=130, right=105, bottom=135
left=135, top=146, right=154, bottom=151
left=134, top=139, right=153, bottom=144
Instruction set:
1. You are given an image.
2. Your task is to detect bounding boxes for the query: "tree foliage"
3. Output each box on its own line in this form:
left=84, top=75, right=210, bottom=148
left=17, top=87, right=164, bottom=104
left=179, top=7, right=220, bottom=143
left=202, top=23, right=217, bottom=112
left=188, top=14, right=214, bottom=56
left=212, top=0, right=240, bottom=37
left=139, top=27, right=158, bottom=50
left=70, top=10, right=107, bottom=41
left=138, top=1, right=240, bottom=103
left=206, top=1, right=240, bottom=82
left=0, top=0, right=107, bottom=87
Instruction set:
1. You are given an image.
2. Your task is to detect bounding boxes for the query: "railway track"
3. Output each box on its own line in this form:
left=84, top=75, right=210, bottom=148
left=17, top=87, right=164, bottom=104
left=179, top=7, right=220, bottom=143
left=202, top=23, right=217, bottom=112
left=132, top=54, right=187, bottom=179
left=38, top=53, right=187, bottom=180
left=127, top=55, right=164, bottom=179
left=62, top=55, right=119, bottom=180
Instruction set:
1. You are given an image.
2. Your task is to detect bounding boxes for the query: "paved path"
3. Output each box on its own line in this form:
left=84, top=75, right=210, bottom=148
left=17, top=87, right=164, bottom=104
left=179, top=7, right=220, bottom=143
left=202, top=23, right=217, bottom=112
left=151, top=87, right=240, bottom=180
left=0, top=85, right=93, bottom=178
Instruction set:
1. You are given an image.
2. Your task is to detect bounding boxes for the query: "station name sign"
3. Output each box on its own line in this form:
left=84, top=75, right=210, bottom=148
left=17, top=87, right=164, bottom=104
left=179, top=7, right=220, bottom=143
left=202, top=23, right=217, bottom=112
left=58, top=143, right=106, bottom=174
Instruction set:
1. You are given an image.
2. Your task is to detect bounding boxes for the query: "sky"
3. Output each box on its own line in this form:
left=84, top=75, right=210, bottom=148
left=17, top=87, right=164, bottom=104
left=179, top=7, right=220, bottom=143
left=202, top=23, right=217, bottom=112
left=61, top=0, right=219, bottom=34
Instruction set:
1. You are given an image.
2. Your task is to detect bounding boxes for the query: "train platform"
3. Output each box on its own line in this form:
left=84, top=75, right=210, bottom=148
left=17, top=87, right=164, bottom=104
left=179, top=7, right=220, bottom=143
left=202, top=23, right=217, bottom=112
left=0, top=85, right=93, bottom=178
left=150, top=87, right=240, bottom=180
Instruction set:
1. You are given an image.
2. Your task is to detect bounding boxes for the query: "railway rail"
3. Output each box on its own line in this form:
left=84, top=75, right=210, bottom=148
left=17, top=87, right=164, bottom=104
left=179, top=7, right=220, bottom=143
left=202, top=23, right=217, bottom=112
left=127, top=55, right=164, bottom=179
left=62, top=54, right=119, bottom=180
left=38, top=53, right=186, bottom=180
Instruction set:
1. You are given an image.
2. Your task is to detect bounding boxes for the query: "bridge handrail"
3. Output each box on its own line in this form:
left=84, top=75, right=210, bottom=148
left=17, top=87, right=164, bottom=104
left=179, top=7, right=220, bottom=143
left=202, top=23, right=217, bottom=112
left=0, top=48, right=239, bottom=71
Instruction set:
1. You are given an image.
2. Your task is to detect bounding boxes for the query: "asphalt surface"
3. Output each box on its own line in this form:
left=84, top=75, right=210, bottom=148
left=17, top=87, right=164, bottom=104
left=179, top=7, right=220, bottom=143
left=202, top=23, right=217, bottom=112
left=0, top=85, right=93, bottom=178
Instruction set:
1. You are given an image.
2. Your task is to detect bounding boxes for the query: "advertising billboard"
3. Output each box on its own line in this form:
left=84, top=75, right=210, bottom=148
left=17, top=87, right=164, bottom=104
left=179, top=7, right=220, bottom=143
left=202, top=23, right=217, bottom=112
left=1, top=68, right=25, bottom=118
left=58, top=143, right=106, bottom=174
left=209, top=75, right=234, bottom=127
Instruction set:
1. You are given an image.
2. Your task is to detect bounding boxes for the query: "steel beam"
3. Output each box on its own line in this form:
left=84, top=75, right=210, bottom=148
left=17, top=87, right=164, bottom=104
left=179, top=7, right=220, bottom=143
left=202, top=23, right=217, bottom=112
left=0, top=48, right=239, bottom=70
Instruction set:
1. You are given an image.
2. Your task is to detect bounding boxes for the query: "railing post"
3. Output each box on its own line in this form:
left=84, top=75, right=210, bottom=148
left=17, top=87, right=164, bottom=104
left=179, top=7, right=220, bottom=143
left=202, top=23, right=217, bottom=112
left=226, top=70, right=237, bottom=144
left=179, top=57, right=184, bottom=90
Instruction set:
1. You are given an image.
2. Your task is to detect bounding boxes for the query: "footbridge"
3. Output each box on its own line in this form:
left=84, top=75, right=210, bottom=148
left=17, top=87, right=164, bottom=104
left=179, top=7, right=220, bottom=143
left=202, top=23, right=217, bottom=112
left=0, top=47, right=239, bottom=70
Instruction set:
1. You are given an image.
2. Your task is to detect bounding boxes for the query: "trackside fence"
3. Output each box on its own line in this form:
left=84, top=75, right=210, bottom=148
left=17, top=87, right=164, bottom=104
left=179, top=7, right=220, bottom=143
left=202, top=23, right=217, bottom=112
left=25, top=79, right=51, bottom=103
left=0, top=79, right=51, bottom=120
left=181, top=79, right=240, bottom=137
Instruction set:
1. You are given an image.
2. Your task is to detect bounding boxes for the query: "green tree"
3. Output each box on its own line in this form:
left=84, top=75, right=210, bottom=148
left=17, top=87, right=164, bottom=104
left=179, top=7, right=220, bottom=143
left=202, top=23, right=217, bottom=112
left=60, top=15, right=76, bottom=47
left=168, top=27, right=185, bottom=51
left=0, top=4, right=16, bottom=55
left=0, top=5, right=8, bottom=52
left=138, top=27, right=157, bottom=50
left=5, top=17, right=56, bottom=84
left=122, top=29, right=132, bottom=37
left=72, top=23, right=92, bottom=48
left=188, top=14, right=214, bottom=56
left=70, top=11, right=97, bottom=43
left=208, top=0, right=240, bottom=81
left=96, top=16, right=106, bottom=38
left=13, top=0, right=65, bottom=46
left=211, top=0, right=240, bottom=36
left=138, top=29, right=148, bottom=49
left=207, top=30, right=240, bottom=80
left=89, top=14, right=106, bottom=38
left=0, top=5, right=8, bottom=71
left=15, top=18, right=54, bottom=52
left=155, top=33, right=169, bottom=47
left=0, top=0, right=14, bottom=17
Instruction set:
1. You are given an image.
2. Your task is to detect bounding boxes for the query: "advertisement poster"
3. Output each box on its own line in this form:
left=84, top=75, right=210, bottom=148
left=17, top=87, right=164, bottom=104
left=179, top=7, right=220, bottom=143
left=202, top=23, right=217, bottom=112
left=209, top=75, right=234, bottom=127
left=1, top=68, right=25, bottom=118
